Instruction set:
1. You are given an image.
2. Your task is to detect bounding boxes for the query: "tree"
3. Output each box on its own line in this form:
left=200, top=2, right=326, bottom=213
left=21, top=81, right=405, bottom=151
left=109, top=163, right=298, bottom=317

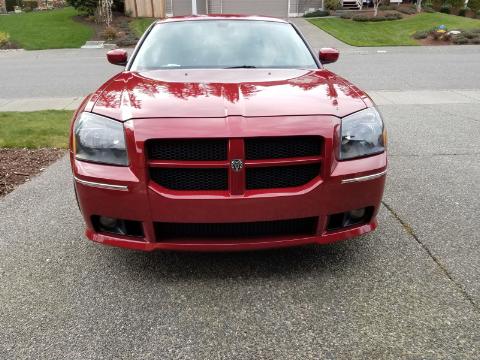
left=447, top=0, right=465, bottom=10
left=416, top=0, right=423, bottom=13
left=372, top=0, right=383, bottom=16
left=98, top=0, right=113, bottom=27
left=468, top=0, right=480, bottom=12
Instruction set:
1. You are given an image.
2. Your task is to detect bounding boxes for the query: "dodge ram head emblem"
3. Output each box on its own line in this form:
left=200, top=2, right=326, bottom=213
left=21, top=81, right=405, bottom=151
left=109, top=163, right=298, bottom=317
left=230, top=159, right=244, bottom=172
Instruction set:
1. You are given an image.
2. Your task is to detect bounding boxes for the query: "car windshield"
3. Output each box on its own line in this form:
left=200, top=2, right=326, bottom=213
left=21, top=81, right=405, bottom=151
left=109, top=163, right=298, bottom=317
left=130, top=20, right=318, bottom=71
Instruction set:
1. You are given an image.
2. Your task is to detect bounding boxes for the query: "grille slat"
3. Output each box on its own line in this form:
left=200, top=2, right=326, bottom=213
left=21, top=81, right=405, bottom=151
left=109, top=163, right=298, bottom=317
left=150, top=168, right=228, bottom=191
left=245, top=136, right=322, bottom=160
left=148, top=139, right=228, bottom=161
left=155, top=217, right=317, bottom=240
left=246, top=164, right=320, bottom=190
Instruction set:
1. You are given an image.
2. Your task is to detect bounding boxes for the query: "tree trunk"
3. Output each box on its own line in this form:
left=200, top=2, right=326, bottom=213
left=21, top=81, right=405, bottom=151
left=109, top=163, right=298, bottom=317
left=374, top=4, right=378, bottom=16
left=416, top=0, right=422, bottom=13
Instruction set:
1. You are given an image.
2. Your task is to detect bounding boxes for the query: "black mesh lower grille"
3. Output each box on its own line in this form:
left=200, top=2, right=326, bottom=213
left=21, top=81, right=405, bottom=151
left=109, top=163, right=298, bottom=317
left=155, top=217, right=317, bottom=240
left=147, top=139, right=228, bottom=161
left=245, top=136, right=322, bottom=160
left=150, top=168, right=228, bottom=190
left=246, top=164, right=320, bottom=190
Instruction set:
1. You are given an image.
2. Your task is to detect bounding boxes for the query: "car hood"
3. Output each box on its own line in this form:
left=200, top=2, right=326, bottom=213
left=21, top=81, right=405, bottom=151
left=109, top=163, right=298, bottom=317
left=90, top=69, right=369, bottom=121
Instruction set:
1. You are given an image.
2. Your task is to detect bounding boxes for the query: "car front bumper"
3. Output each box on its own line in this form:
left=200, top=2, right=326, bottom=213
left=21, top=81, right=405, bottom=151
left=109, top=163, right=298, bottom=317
left=71, top=115, right=386, bottom=252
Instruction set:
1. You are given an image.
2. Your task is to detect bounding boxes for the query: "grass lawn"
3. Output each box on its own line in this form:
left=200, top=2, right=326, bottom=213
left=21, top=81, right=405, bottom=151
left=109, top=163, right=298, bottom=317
left=309, top=13, right=480, bottom=46
left=0, top=8, right=92, bottom=50
left=0, top=111, right=73, bottom=148
left=129, top=18, right=156, bottom=38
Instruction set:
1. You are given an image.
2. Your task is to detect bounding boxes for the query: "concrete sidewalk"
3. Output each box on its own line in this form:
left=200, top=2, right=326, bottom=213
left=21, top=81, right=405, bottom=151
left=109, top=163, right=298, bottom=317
left=1, top=90, right=480, bottom=112
left=290, top=18, right=352, bottom=50
left=0, top=97, right=84, bottom=112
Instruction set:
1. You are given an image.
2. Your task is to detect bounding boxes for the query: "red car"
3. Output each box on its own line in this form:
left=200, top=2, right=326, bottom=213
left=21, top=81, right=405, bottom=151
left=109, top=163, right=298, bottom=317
left=70, top=15, right=387, bottom=252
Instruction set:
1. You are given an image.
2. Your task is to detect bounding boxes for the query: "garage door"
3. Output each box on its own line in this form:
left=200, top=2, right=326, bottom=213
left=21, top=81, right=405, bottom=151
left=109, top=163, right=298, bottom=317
left=172, top=0, right=207, bottom=16
left=220, top=0, right=289, bottom=18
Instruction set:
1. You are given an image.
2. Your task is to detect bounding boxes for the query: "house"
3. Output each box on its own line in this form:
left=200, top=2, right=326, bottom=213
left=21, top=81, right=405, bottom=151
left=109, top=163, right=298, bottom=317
left=126, top=0, right=325, bottom=18
left=165, top=0, right=324, bottom=17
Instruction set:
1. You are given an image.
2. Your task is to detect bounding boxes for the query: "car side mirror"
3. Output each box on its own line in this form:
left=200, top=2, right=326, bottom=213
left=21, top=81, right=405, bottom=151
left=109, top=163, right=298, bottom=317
left=107, top=49, right=128, bottom=66
left=319, top=48, right=339, bottom=64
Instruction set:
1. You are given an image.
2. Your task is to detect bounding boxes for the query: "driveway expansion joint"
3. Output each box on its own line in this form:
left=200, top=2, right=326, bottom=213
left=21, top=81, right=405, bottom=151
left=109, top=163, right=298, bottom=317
left=388, top=153, right=480, bottom=158
left=382, top=201, right=479, bottom=312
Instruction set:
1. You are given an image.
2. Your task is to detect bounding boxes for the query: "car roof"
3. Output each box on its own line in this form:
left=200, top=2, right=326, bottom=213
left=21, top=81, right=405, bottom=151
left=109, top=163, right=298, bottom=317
left=155, top=14, right=289, bottom=25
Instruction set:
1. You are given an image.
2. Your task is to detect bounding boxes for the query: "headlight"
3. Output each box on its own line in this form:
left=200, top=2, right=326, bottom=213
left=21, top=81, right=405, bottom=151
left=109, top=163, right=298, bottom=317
left=73, top=112, right=128, bottom=166
left=340, top=107, right=386, bottom=160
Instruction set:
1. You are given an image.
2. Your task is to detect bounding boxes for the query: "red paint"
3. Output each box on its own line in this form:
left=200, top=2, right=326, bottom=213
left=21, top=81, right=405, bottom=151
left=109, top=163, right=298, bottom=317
left=70, top=15, right=386, bottom=252
left=90, top=69, right=367, bottom=120
left=106, top=49, right=128, bottom=66
left=319, top=48, right=340, bottom=64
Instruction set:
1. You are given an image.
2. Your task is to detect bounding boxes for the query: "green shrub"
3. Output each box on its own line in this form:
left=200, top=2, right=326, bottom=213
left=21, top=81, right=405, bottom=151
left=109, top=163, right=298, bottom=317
left=478, top=9, right=480, bottom=17
left=304, top=9, right=330, bottom=17
left=22, top=0, right=37, bottom=9
left=340, top=12, right=354, bottom=19
left=469, top=0, right=480, bottom=12
left=423, top=6, right=436, bottom=12
left=5, top=0, right=19, bottom=12
left=0, top=32, right=10, bottom=47
left=412, top=30, right=430, bottom=39
left=66, top=0, right=98, bottom=16
left=452, top=35, right=468, bottom=44
left=324, top=0, right=341, bottom=10
left=463, top=30, right=477, bottom=38
left=379, top=4, right=397, bottom=10
left=447, top=0, right=464, bottom=10
left=458, top=7, right=468, bottom=16
left=440, top=5, right=451, bottom=13
left=352, top=12, right=403, bottom=21
left=431, top=0, right=443, bottom=9
left=398, top=6, right=416, bottom=14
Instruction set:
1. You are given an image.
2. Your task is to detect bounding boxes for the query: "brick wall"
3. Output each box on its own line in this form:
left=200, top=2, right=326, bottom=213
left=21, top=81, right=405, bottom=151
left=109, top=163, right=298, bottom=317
left=0, top=0, right=6, bottom=14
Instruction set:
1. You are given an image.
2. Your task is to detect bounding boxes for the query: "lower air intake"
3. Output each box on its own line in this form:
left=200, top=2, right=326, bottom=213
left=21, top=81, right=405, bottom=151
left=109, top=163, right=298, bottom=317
left=155, top=217, right=318, bottom=240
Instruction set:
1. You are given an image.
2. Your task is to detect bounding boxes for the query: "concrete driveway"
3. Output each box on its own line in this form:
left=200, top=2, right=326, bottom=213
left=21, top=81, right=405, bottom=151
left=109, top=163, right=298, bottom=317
left=1, top=20, right=479, bottom=359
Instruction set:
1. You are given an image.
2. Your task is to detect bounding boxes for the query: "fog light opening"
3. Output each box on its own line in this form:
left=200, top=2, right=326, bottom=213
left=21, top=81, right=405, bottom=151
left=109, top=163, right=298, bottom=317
left=99, top=216, right=119, bottom=230
left=349, top=208, right=366, bottom=220
left=92, top=216, right=144, bottom=238
left=327, top=207, right=373, bottom=231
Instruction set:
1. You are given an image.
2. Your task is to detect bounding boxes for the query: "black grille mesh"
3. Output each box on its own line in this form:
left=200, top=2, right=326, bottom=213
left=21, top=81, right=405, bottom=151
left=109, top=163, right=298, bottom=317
left=245, top=136, right=322, bottom=160
left=155, top=217, right=317, bottom=240
left=150, top=168, right=228, bottom=190
left=246, top=164, right=320, bottom=190
left=147, top=139, right=228, bottom=161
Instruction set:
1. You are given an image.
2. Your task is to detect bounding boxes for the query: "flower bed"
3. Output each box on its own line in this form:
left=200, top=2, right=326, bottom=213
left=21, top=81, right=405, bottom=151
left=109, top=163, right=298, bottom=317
left=413, top=26, right=480, bottom=45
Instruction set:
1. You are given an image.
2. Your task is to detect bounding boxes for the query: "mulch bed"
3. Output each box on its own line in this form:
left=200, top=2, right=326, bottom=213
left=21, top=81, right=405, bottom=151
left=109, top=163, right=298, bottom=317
left=0, top=148, right=65, bottom=197
left=73, top=12, right=140, bottom=47
left=418, top=38, right=452, bottom=46
left=0, top=42, right=20, bottom=50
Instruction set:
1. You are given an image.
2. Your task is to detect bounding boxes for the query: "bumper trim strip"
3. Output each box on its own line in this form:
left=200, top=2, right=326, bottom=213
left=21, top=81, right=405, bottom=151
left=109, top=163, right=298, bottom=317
left=74, top=176, right=129, bottom=191
left=341, top=170, right=387, bottom=184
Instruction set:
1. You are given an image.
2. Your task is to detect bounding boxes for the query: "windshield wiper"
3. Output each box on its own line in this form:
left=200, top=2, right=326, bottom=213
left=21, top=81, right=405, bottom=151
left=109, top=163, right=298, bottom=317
left=225, top=65, right=257, bottom=69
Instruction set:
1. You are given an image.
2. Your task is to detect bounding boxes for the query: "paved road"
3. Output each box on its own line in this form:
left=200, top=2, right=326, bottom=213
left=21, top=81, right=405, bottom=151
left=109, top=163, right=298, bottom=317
left=1, top=32, right=480, bottom=99
left=1, top=20, right=480, bottom=359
